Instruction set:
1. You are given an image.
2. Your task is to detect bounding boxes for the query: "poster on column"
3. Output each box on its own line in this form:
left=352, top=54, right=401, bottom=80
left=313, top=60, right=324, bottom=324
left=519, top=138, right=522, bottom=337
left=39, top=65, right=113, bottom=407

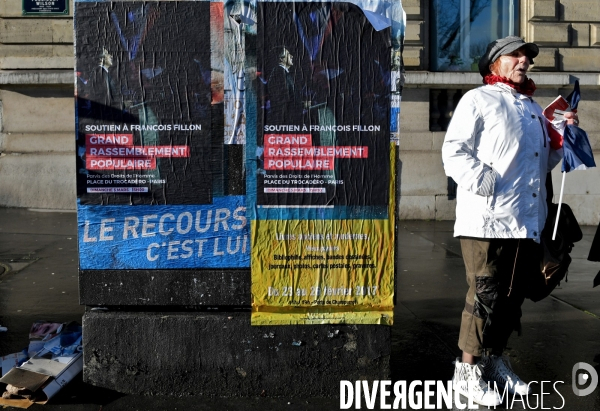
left=75, top=1, right=249, bottom=269
left=251, top=148, right=396, bottom=325
left=224, top=0, right=256, bottom=145
left=76, top=1, right=221, bottom=205
left=248, top=1, right=401, bottom=325
left=254, top=1, right=390, bottom=207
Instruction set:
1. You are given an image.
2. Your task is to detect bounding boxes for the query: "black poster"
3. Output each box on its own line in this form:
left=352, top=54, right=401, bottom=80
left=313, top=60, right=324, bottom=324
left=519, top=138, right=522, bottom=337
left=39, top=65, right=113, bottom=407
left=255, top=2, right=391, bottom=207
left=76, top=2, right=215, bottom=205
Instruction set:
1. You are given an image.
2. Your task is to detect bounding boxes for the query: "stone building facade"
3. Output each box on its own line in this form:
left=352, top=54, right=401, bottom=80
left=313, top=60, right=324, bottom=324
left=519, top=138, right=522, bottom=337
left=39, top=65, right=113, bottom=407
left=0, top=0, right=599, bottom=223
left=401, top=0, right=600, bottom=224
left=0, top=0, right=73, bottom=209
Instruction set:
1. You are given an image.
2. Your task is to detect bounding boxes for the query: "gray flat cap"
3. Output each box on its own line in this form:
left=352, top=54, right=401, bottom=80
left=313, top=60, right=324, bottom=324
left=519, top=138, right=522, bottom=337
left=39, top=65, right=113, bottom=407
left=478, top=36, right=539, bottom=77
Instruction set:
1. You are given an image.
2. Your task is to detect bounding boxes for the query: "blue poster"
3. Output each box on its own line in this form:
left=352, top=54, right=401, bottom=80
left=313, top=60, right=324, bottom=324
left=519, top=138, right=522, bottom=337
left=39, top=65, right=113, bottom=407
left=78, top=196, right=249, bottom=269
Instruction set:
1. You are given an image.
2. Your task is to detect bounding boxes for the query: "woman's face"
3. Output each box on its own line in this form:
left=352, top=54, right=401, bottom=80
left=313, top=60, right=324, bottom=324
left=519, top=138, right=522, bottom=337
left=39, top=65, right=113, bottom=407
left=491, top=48, right=530, bottom=83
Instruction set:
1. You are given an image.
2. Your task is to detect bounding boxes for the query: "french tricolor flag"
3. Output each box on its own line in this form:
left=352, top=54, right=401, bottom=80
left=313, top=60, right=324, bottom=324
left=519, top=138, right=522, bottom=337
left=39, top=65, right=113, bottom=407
left=545, top=80, right=596, bottom=239
left=544, top=80, right=596, bottom=171
left=561, top=81, right=596, bottom=171
left=562, top=125, right=596, bottom=172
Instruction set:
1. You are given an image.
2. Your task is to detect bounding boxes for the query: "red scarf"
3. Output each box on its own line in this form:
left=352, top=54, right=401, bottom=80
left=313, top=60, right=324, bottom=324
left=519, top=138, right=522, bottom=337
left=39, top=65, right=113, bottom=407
left=483, top=74, right=537, bottom=96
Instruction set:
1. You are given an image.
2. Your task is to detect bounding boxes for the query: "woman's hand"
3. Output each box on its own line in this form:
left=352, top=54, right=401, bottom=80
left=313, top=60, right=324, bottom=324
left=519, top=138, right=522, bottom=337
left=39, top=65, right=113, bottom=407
left=563, top=111, right=579, bottom=126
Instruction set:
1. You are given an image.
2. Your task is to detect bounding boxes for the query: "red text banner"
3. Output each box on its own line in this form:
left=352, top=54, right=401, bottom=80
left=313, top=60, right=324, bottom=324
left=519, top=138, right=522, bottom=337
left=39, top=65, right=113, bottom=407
left=264, top=134, right=312, bottom=147
left=265, top=157, right=335, bottom=170
left=85, top=134, right=134, bottom=146
left=86, top=146, right=190, bottom=158
left=264, top=133, right=368, bottom=171
left=86, top=157, right=156, bottom=170
left=265, top=146, right=368, bottom=158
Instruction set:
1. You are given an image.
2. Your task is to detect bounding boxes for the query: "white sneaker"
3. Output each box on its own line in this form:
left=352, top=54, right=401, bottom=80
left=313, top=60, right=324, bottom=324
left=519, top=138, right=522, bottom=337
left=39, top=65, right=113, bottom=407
left=480, top=354, right=531, bottom=396
left=452, top=358, right=502, bottom=407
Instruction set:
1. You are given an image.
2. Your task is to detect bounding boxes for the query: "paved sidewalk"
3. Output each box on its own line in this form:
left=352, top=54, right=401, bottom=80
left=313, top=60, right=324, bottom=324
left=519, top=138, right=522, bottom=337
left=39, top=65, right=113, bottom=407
left=1, top=207, right=600, bottom=410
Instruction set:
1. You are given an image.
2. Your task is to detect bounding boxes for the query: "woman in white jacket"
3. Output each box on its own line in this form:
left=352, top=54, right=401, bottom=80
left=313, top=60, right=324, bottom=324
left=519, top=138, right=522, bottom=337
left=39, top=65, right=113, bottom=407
left=442, top=36, right=578, bottom=406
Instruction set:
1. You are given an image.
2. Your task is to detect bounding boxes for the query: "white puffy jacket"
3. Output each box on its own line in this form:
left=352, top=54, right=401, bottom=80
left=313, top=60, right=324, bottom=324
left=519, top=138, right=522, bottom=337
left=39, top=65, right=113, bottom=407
left=442, top=83, right=562, bottom=242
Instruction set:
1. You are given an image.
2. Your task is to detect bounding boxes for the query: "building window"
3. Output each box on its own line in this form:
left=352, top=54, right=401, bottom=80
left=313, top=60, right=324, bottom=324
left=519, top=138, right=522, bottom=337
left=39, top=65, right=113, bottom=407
left=430, top=0, right=519, bottom=72
left=430, top=89, right=464, bottom=131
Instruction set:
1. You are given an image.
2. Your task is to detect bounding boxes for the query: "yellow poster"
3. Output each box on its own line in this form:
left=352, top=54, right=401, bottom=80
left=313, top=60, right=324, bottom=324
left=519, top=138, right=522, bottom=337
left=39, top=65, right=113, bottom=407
left=251, top=145, right=395, bottom=325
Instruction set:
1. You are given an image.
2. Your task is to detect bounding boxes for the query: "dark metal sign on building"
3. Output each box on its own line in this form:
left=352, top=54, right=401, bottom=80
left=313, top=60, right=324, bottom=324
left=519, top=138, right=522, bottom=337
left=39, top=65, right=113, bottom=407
left=23, top=0, right=68, bottom=15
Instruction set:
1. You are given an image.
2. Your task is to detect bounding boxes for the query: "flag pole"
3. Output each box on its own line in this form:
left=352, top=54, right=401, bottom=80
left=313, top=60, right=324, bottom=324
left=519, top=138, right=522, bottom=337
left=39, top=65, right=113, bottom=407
left=552, top=171, right=566, bottom=241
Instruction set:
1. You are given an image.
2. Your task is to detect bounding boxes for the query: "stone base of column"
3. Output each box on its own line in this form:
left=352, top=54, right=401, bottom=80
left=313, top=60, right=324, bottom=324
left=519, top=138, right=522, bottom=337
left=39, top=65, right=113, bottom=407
left=83, top=310, right=390, bottom=397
